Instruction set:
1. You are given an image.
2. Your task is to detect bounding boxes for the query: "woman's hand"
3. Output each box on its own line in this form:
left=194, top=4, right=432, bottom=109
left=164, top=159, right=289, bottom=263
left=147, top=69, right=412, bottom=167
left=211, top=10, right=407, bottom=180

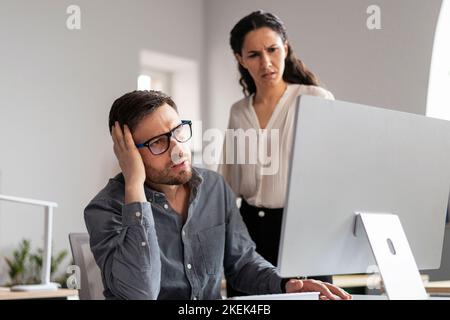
left=111, top=121, right=146, bottom=204
left=285, top=279, right=352, bottom=300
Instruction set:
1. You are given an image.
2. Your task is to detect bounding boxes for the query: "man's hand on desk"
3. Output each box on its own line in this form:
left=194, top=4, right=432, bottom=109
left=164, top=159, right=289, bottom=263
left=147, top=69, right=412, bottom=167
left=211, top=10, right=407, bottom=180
left=285, top=279, right=353, bottom=300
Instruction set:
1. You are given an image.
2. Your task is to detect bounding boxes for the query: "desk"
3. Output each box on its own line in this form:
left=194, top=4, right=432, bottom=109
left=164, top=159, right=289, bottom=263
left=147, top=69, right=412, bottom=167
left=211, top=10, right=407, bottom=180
left=333, top=274, right=450, bottom=295
left=333, top=274, right=374, bottom=288
left=333, top=274, right=430, bottom=288
left=0, top=287, right=78, bottom=300
left=425, top=281, right=450, bottom=295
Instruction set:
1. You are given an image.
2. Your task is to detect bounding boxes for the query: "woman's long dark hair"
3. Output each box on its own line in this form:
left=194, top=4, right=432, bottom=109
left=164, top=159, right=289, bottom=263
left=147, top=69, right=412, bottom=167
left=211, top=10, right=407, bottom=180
left=230, top=10, right=319, bottom=96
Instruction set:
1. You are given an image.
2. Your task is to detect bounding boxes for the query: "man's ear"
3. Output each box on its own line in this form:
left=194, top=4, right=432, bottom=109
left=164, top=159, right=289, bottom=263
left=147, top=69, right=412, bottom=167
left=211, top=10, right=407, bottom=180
left=235, top=53, right=247, bottom=69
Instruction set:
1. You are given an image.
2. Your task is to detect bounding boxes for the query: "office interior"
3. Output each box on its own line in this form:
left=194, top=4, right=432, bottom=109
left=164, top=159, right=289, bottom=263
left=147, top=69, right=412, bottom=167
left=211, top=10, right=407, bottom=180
left=0, top=0, right=449, bottom=300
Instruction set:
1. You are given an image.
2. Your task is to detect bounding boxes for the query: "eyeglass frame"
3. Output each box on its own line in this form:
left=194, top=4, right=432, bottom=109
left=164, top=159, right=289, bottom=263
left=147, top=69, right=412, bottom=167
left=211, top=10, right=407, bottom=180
left=135, top=120, right=192, bottom=155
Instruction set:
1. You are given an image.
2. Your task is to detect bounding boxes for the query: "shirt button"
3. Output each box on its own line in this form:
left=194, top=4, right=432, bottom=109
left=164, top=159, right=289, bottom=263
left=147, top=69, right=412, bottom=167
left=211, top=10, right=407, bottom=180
left=135, top=212, right=141, bottom=217
left=182, top=230, right=186, bottom=237
left=141, top=242, right=146, bottom=247
left=187, top=263, right=192, bottom=270
left=193, top=297, right=197, bottom=300
left=163, top=204, right=169, bottom=210
left=258, top=210, right=265, bottom=218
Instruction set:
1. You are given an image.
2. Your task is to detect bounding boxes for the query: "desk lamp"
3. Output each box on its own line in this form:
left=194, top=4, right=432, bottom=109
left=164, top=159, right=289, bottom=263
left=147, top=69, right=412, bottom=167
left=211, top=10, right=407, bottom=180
left=0, top=194, right=59, bottom=291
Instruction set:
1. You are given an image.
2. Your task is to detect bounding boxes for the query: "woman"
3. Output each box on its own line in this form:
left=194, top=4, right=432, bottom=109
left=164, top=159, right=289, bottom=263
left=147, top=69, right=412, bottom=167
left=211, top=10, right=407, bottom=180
left=218, top=10, right=334, bottom=297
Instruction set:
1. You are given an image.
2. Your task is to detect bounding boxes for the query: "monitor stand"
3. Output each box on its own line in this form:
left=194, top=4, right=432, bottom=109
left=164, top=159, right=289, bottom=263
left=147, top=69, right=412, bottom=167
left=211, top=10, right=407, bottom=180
left=354, top=212, right=429, bottom=300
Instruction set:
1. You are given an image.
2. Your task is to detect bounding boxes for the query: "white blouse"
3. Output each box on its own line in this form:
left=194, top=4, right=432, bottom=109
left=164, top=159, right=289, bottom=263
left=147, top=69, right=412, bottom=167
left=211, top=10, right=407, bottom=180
left=218, top=84, right=335, bottom=208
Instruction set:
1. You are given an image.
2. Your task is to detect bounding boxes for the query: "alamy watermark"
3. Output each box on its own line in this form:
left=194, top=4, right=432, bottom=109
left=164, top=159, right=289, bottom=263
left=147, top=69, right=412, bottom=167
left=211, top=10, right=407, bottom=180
left=366, top=264, right=382, bottom=290
left=170, top=121, right=281, bottom=176
left=66, top=5, right=81, bottom=30
left=367, top=5, right=382, bottom=30
left=66, top=264, right=81, bottom=289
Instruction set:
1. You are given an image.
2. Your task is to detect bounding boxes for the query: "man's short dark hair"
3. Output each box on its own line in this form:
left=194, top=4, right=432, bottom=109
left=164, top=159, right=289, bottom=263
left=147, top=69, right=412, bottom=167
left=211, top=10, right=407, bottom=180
left=108, top=90, right=178, bottom=133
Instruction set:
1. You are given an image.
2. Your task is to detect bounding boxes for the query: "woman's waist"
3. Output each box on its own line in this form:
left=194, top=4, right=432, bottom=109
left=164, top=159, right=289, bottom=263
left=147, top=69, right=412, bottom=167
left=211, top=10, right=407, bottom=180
left=240, top=198, right=283, bottom=214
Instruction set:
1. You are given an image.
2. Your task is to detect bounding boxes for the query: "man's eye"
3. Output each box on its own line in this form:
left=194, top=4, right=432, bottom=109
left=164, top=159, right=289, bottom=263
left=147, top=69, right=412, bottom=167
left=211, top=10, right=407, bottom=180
left=268, top=47, right=277, bottom=53
left=150, top=138, right=164, bottom=146
left=248, top=53, right=258, bottom=58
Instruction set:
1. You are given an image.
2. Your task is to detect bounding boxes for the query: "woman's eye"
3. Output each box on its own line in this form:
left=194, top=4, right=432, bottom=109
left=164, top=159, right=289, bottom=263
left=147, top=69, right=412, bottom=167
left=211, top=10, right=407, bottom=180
left=268, top=47, right=277, bottom=53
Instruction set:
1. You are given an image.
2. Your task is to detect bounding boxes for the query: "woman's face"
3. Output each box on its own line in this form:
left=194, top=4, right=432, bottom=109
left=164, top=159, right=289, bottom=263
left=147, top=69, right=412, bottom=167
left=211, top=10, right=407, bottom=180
left=237, top=27, right=288, bottom=90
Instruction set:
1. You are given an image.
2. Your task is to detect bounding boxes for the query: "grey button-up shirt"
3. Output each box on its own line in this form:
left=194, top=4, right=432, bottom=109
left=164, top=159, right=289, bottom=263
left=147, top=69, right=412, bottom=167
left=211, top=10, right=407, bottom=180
left=84, top=167, right=283, bottom=300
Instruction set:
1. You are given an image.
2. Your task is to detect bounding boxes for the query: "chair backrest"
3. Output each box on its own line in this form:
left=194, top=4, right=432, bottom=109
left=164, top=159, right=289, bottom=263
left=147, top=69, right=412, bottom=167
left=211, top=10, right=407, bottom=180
left=68, top=233, right=104, bottom=300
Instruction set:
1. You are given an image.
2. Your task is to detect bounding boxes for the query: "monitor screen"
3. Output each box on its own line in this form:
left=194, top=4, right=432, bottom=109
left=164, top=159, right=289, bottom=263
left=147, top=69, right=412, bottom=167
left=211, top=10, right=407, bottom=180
left=278, top=96, right=450, bottom=278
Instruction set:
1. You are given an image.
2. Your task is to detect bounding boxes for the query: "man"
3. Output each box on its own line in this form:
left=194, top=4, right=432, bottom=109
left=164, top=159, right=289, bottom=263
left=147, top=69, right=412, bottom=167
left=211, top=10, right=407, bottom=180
left=84, top=90, right=351, bottom=300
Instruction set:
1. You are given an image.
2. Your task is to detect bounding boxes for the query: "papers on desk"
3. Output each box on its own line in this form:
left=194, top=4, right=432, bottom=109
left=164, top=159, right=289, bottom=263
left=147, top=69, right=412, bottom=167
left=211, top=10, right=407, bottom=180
left=228, top=292, right=319, bottom=300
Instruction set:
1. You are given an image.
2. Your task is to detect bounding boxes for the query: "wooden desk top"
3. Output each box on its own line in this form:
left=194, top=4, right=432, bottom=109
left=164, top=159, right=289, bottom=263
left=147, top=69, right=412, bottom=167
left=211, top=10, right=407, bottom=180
left=425, top=281, right=450, bottom=294
left=333, top=274, right=450, bottom=294
left=333, top=274, right=374, bottom=288
left=1, top=278, right=448, bottom=298
left=0, top=287, right=78, bottom=300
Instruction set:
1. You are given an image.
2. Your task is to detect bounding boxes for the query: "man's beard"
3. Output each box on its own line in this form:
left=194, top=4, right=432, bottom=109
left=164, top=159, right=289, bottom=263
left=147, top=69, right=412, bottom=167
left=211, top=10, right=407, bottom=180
left=145, top=162, right=193, bottom=186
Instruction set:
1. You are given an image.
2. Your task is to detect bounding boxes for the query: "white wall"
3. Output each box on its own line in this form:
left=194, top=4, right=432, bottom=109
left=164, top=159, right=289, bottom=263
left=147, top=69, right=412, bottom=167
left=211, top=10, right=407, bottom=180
left=0, top=0, right=205, bottom=283
left=204, top=0, right=442, bottom=136
left=427, top=0, right=450, bottom=121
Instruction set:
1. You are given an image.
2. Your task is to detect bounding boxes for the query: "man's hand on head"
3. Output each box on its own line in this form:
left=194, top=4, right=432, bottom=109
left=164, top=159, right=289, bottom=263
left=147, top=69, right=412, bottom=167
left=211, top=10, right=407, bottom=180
left=111, top=121, right=146, bottom=204
left=285, top=279, right=352, bottom=300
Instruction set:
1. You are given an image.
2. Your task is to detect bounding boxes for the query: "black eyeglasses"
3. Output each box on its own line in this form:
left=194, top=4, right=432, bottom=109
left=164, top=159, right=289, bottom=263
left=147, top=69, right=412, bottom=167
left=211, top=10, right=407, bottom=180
left=135, top=120, right=192, bottom=155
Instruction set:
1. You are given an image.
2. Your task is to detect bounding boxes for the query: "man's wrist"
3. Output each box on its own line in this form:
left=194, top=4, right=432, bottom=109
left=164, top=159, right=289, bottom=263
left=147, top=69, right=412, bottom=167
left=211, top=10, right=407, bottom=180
left=125, top=184, right=146, bottom=204
left=280, top=278, right=290, bottom=293
left=281, top=277, right=307, bottom=293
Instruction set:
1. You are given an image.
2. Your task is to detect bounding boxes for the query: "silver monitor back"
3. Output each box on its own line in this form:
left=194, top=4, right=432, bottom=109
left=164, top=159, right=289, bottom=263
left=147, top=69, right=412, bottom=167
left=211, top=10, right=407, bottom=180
left=278, top=96, right=450, bottom=277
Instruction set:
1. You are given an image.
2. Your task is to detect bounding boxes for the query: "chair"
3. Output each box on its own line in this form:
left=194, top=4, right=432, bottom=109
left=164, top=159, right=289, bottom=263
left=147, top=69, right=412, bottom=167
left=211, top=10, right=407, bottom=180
left=68, top=233, right=104, bottom=300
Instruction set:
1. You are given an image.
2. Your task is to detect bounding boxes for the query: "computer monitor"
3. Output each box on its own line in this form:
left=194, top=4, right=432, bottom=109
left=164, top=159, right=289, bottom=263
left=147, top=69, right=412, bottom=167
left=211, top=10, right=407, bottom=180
left=278, top=96, right=450, bottom=283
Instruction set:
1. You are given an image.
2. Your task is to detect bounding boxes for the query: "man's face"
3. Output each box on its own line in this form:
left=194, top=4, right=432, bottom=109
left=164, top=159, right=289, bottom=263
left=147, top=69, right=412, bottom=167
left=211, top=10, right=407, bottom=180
left=132, top=103, right=192, bottom=186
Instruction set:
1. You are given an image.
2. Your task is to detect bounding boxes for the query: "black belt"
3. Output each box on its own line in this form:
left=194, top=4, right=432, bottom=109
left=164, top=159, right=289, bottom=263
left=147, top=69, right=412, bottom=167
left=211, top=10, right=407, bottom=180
left=240, top=199, right=283, bottom=215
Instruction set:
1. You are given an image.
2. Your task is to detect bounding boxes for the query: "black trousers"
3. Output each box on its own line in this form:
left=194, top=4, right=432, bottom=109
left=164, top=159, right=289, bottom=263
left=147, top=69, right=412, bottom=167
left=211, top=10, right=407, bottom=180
left=226, top=199, right=332, bottom=297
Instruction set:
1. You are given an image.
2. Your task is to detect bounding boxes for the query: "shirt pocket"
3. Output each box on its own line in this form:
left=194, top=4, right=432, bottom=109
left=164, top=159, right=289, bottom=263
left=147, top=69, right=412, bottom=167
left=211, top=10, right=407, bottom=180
left=197, top=223, right=225, bottom=275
